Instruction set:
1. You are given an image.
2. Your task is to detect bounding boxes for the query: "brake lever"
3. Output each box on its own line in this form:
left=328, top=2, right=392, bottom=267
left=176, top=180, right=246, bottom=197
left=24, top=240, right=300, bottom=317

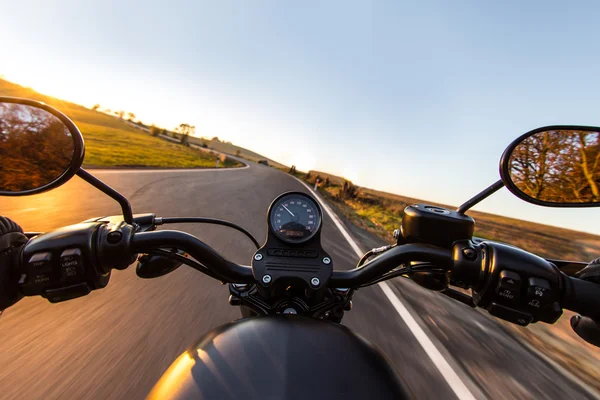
left=546, top=259, right=587, bottom=276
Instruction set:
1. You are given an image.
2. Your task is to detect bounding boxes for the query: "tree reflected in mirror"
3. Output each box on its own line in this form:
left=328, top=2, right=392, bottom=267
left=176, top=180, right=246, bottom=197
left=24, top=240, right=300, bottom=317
left=508, top=129, right=600, bottom=203
left=0, top=103, right=75, bottom=192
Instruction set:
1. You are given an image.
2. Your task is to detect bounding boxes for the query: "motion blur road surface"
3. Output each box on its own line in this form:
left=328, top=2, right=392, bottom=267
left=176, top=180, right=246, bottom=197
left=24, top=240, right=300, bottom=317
left=0, top=162, right=595, bottom=399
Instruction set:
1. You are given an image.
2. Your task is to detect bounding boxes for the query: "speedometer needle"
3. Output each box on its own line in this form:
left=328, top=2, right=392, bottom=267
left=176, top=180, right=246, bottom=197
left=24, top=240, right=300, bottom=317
left=282, top=204, right=295, bottom=217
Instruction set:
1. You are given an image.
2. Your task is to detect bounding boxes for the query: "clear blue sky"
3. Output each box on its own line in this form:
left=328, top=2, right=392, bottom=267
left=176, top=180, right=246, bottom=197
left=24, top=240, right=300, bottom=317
left=2, top=0, right=600, bottom=234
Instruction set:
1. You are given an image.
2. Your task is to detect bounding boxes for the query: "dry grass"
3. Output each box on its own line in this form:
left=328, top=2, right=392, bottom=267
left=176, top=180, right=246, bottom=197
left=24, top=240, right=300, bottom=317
left=308, top=171, right=600, bottom=261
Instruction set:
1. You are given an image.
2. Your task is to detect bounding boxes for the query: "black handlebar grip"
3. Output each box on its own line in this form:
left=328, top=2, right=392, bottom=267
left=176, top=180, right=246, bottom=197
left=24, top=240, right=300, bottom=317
left=0, top=216, right=28, bottom=310
left=570, top=315, right=600, bottom=347
left=563, top=275, right=600, bottom=320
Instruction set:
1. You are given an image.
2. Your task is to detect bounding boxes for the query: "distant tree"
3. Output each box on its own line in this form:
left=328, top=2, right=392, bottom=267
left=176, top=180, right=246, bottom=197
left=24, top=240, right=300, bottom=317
left=175, top=123, right=195, bottom=147
left=160, top=128, right=167, bottom=136
left=235, top=149, right=241, bottom=156
left=289, top=165, right=297, bottom=174
left=212, top=136, right=220, bottom=142
left=150, top=125, right=161, bottom=137
left=127, top=112, right=136, bottom=121
left=115, top=110, right=125, bottom=119
left=324, top=177, right=331, bottom=186
left=305, top=171, right=312, bottom=179
left=91, top=104, right=100, bottom=111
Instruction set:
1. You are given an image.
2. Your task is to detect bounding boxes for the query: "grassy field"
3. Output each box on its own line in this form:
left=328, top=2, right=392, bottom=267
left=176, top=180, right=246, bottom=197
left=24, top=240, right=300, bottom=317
left=0, top=79, right=241, bottom=168
left=305, top=170, right=600, bottom=261
left=179, top=135, right=288, bottom=168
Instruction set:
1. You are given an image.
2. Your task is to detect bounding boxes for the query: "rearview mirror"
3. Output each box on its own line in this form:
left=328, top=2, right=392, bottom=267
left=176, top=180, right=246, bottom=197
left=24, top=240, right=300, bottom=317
left=0, top=97, right=85, bottom=196
left=500, top=126, right=600, bottom=207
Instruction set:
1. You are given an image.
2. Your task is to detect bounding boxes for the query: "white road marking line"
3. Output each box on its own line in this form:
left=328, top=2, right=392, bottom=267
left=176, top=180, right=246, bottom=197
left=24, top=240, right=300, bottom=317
left=293, top=177, right=476, bottom=400
left=88, top=164, right=250, bottom=174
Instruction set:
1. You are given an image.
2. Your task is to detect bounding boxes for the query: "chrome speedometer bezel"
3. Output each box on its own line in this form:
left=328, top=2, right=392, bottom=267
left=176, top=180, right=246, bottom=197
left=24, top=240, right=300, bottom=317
left=267, top=191, right=323, bottom=244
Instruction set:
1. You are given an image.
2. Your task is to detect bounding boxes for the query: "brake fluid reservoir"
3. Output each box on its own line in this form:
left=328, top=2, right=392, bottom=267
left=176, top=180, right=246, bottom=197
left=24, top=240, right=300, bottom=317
left=400, top=204, right=475, bottom=248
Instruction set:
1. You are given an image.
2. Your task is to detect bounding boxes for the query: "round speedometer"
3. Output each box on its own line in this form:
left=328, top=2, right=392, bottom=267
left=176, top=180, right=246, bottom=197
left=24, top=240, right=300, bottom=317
left=269, top=192, right=322, bottom=243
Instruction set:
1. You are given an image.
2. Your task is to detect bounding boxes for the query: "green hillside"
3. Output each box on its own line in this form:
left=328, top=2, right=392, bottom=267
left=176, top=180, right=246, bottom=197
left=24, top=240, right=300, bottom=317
left=0, top=79, right=240, bottom=168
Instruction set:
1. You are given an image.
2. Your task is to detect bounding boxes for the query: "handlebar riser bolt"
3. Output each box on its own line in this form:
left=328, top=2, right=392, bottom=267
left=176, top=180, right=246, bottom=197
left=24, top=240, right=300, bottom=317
left=262, top=275, right=272, bottom=284
left=462, top=248, right=477, bottom=261
left=254, top=253, right=263, bottom=261
left=322, top=257, right=331, bottom=265
left=393, top=229, right=401, bottom=239
left=311, top=277, right=320, bottom=287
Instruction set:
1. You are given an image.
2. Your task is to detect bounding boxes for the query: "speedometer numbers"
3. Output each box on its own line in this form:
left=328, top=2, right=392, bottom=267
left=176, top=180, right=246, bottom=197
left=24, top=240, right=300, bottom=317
left=269, top=193, right=322, bottom=243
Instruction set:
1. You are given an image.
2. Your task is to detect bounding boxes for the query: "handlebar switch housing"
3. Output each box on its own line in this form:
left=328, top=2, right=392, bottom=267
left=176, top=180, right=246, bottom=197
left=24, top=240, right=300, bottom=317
left=473, top=242, right=564, bottom=325
left=19, top=222, right=111, bottom=302
left=450, top=240, right=487, bottom=289
left=95, top=221, right=137, bottom=272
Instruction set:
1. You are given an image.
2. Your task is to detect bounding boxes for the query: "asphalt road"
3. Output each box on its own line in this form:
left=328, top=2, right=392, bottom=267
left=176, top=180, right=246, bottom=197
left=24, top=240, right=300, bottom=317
left=0, top=162, right=594, bottom=399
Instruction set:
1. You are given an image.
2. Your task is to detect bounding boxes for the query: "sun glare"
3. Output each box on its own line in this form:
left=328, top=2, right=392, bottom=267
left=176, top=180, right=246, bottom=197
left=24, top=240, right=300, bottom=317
left=3, top=69, right=101, bottom=110
left=288, top=153, right=317, bottom=173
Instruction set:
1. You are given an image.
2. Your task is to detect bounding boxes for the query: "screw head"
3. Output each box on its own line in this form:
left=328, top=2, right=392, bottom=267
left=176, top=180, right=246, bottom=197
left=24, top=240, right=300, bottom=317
left=262, top=274, right=272, bottom=284
left=462, top=248, right=477, bottom=261
left=254, top=253, right=263, bottom=261
left=107, top=231, right=123, bottom=244
left=322, top=257, right=331, bottom=265
left=311, top=277, right=320, bottom=287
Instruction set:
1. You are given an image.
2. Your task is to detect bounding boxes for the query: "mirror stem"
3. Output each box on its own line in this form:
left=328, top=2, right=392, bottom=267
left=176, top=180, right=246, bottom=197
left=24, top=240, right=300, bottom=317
left=457, top=180, right=504, bottom=214
left=76, top=169, right=134, bottom=224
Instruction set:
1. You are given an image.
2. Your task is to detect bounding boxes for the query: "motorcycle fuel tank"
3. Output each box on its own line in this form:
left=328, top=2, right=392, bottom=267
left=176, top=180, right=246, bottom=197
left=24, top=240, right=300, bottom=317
left=148, top=316, right=409, bottom=399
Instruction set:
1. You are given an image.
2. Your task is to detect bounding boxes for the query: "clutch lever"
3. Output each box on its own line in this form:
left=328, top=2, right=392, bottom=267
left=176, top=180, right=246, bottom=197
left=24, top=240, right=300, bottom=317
left=546, top=259, right=587, bottom=276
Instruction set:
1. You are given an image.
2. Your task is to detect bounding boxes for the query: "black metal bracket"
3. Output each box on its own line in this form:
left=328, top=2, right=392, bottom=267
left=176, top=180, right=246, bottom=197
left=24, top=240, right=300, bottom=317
left=76, top=169, right=134, bottom=224
left=457, top=180, right=504, bottom=214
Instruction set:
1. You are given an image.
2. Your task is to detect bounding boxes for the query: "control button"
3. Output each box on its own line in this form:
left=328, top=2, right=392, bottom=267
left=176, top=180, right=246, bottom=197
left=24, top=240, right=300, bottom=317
left=60, top=248, right=84, bottom=278
left=495, top=270, right=521, bottom=302
left=462, top=248, right=477, bottom=261
left=488, top=302, right=533, bottom=326
left=28, top=252, right=52, bottom=269
left=107, top=231, right=123, bottom=244
left=27, top=252, right=54, bottom=284
left=526, top=277, right=552, bottom=308
left=44, top=283, right=91, bottom=303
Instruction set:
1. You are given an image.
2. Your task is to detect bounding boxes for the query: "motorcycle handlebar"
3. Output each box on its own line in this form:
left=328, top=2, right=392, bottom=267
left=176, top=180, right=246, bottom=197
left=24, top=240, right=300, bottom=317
left=329, top=244, right=452, bottom=287
left=562, top=275, right=600, bottom=320
left=131, top=230, right=255, bottom=283
left=130, top=231, right=600, bottom=324
left=130, top=231, right=453, bottom=287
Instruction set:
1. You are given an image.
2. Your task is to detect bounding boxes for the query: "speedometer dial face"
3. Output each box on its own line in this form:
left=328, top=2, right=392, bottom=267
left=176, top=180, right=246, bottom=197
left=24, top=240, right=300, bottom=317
left=269, top=193, right=322, bottom=243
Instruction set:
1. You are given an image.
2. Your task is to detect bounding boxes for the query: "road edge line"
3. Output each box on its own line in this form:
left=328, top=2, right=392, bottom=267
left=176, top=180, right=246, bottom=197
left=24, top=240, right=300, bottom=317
left=292, top=176, right=477, bottom=400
